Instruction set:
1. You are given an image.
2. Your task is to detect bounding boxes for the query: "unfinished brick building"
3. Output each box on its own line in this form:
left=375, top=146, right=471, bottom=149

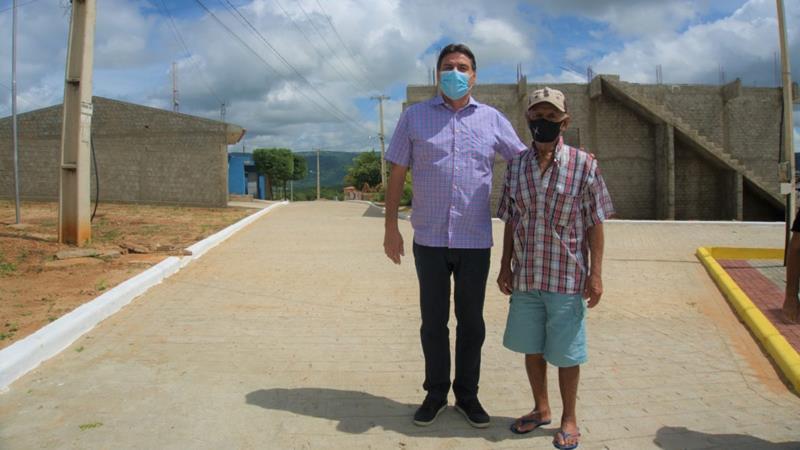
left=0, top=97, right=245, bottom=207
left=406, top=75, right=789, bottom=221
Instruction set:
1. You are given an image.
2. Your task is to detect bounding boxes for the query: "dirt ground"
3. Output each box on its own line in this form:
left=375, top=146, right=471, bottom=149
left=0, top=200, right=258, bottom=350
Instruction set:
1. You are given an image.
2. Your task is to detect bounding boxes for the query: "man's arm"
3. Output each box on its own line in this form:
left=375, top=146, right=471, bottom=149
left=497, top=221, right=514, bottom=295
left=584, top=223, right=604, bottom=308
left=384, top=163, right=408, bottom=264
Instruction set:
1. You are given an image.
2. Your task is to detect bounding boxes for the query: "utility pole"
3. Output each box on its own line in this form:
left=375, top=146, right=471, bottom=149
left=11, top=0, right=20, bottom=224
left=220, top=101, right=226, bottom=122
left=777, top=0, right=796, bottom=263
left=371, top=95, right=390, bottom=189
left=58, top=0, right=96, bottom=246
left=316, top=148, right=321, bottom=200
left=172, top=61, right=179, bottom=112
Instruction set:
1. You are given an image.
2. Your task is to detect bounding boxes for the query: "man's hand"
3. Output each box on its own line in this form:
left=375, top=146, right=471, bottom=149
left=384, top=227, right=405, bottom=264
left=497, top=265, right=513, bottom=295
left=583, top=273, right=602, bottom=308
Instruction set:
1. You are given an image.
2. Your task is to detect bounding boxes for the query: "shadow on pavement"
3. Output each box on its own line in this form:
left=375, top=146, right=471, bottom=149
left=361, top=204, right=385, bottom=218
left=654, top=426, right=800, bottom=449
left=245, top=387, right=546, bottom=442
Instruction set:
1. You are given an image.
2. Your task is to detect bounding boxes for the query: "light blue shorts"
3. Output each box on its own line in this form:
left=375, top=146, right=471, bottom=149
left=503, top=289, right=587, bottom=367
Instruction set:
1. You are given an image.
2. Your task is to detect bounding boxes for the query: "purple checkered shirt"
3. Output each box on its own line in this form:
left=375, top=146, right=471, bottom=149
left=386, top=95, right=527, bottom=248
left=497, top=138, right=615, bottom=294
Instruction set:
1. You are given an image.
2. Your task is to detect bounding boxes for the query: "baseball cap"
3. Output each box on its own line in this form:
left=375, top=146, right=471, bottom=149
left=528, top=87, right=566, bottom=112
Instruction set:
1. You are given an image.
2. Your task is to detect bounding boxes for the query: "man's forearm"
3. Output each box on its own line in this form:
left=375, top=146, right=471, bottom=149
left=501, top=221, right=513, bottom=269
left=587, top=223, right=604, bottom=276
left=385, top=164, right=407, bottom=229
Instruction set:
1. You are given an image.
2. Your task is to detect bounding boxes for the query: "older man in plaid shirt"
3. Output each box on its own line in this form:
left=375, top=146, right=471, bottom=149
left=496, top=87, right=614, bottom=449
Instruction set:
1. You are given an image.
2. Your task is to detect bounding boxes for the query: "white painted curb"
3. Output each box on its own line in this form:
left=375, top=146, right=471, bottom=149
left=0, top=201, right=288, bottom=390
left=182, top=201, right=288, bottom=267
left=0, top=257, right=181, bottom=390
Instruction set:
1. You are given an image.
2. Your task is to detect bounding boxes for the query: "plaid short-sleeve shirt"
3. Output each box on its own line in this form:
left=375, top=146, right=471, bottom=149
left=497, top=138, right=615, bottom=294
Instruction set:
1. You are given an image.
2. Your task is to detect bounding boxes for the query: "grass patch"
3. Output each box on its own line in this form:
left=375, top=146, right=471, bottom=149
left=79, top=422, right=103, bottom=431
left=95, top=279, right=108, bottom=292
left=97, top=228, right=121, bottom=242
left=75, top=346, right=84, bottom=353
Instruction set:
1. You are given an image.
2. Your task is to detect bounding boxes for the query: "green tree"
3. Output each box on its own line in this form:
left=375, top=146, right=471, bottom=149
left=291, top=153, right=308, bottom=182
left=343, top=150, right=381, bottom=189
left=253, top=148, right=294, bottom=199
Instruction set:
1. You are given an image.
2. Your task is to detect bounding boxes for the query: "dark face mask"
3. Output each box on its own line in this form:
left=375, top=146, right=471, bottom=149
left=528, top=118, right=562, bottom=143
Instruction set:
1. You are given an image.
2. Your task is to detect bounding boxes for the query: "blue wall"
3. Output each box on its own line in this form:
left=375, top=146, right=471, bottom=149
left=228, top=152, right=263, bottom=198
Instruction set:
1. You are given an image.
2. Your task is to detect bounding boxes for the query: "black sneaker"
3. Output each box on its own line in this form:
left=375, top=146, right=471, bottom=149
left=454, top=397, right=490, bottom=428
left=413, top=395, right=447, bottom=426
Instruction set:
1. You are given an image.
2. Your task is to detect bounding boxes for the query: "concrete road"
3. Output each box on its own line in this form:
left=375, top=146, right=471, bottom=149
left=1, top=201, right=799, bottom=449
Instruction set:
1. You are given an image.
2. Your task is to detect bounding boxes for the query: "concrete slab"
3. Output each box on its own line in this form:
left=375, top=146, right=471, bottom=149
left=0, top=202, right=799, bottom=449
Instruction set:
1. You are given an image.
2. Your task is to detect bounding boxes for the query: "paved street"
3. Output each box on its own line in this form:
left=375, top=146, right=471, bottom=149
left=1, top=201, right=798, bottom=449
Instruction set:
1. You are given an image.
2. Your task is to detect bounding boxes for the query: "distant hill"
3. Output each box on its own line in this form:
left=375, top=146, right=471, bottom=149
left=293, top=151, right=364, bottom=190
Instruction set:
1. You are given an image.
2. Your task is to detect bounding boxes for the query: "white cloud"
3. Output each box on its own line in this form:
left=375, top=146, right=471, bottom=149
left=591, top=0, right=800, bottom=85
left=531, top=0, right=730, bottom=36
left=1, top=0, right=795, bottom=152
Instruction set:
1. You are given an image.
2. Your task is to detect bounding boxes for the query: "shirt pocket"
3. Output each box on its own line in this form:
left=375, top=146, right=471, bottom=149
left=551, top=189, right=580, bottom=230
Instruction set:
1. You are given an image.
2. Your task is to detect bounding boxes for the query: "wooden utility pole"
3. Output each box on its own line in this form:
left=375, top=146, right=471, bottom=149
left=777, top=0, right=796, bottom=261
left=58, top=0, right=96, bottom=246
left=316, top=148, right=320, bottom=200
left=371, top=95, right=390, bottom=189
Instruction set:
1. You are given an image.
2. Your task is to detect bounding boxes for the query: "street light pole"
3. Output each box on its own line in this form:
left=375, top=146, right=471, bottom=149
left=11, top=0, right=20, bottom=224
left=371, top=95, right=390, bottom=189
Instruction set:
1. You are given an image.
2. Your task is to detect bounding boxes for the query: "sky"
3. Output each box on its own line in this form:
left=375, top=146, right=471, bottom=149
left=0, top=0, right=798, bottom=153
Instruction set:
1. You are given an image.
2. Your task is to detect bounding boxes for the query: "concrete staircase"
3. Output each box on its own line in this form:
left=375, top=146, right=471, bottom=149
left=600, top=77, right=783, bottom=209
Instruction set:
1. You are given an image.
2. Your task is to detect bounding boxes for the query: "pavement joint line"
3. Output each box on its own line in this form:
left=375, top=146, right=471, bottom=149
left=0, top=201, right=288, bottom=391
left=696, top=246, right=800, bottom=394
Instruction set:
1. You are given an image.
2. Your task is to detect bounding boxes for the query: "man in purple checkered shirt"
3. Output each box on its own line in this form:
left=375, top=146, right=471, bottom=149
left=383, top=44, right=527, bottom=428
left=497, top=87, right=614, bottom=449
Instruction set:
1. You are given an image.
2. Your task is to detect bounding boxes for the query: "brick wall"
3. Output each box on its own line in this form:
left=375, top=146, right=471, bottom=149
left=0, top=97, right=235, bottom=207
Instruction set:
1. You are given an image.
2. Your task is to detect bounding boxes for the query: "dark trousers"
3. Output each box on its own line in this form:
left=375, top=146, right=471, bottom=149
left=412, top=242, right=490, bottom=402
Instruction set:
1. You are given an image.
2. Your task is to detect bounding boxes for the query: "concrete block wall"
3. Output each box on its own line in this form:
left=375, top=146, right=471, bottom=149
left=0, top=97, right=232, bottom=207
left=406, top=78, right=782, bottom=220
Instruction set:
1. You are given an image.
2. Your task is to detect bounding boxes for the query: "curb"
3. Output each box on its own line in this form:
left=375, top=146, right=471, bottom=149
left=0, top=201, right=288, bottom=390
left=696, top=247, right=800, bottom=393
left=182, top=201, right=287, bottom=266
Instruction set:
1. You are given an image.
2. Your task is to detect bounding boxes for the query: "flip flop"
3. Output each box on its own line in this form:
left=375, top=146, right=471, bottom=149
left=509, top=416, right=551, bottom=434
left=552, top=428, right=581, bottom=449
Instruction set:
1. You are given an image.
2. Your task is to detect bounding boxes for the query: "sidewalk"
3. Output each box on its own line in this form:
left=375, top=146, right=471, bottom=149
left=1, top=202, right=799, bottom=449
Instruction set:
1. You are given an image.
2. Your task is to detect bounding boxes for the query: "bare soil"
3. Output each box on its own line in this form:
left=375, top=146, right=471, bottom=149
left=0, top=200, right=258, bottom=350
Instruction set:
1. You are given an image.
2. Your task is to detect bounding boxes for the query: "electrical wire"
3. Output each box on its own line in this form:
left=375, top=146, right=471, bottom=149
left=90, top=133, right=99, bottom=222
left=312, top=0, right=381, bottom=92
left=294, top=0, right=377, bottom=94
left=158, top=0, right=225, bottom=107
left=272, top=0, right=366, bottom=95
left=195, top=0, right=371, bottom=137
left=217, top=0, right=373, bottom=134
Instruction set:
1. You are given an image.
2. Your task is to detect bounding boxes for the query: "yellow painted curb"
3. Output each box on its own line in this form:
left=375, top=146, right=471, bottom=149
left=696, top=247, right=800, bottom=393
left=707, top=247, right=784, bottom=260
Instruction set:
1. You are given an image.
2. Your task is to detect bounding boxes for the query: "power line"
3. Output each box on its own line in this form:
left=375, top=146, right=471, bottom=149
left=213, top=0, right=373, bottom=136
left=272, top=0, right=365, bottom=95
left=294, top=0, right=377, bottom=94
left=192, top=0, right=367, bottom=137
left=158, top=0, right=225, bottom=106
left=313, top=0, right=381, bottom=92
left=0, top=0, right=41, bottom=14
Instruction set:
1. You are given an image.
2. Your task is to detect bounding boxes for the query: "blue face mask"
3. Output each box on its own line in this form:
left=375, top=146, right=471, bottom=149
left=439, top=70, right=471, bottom=100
